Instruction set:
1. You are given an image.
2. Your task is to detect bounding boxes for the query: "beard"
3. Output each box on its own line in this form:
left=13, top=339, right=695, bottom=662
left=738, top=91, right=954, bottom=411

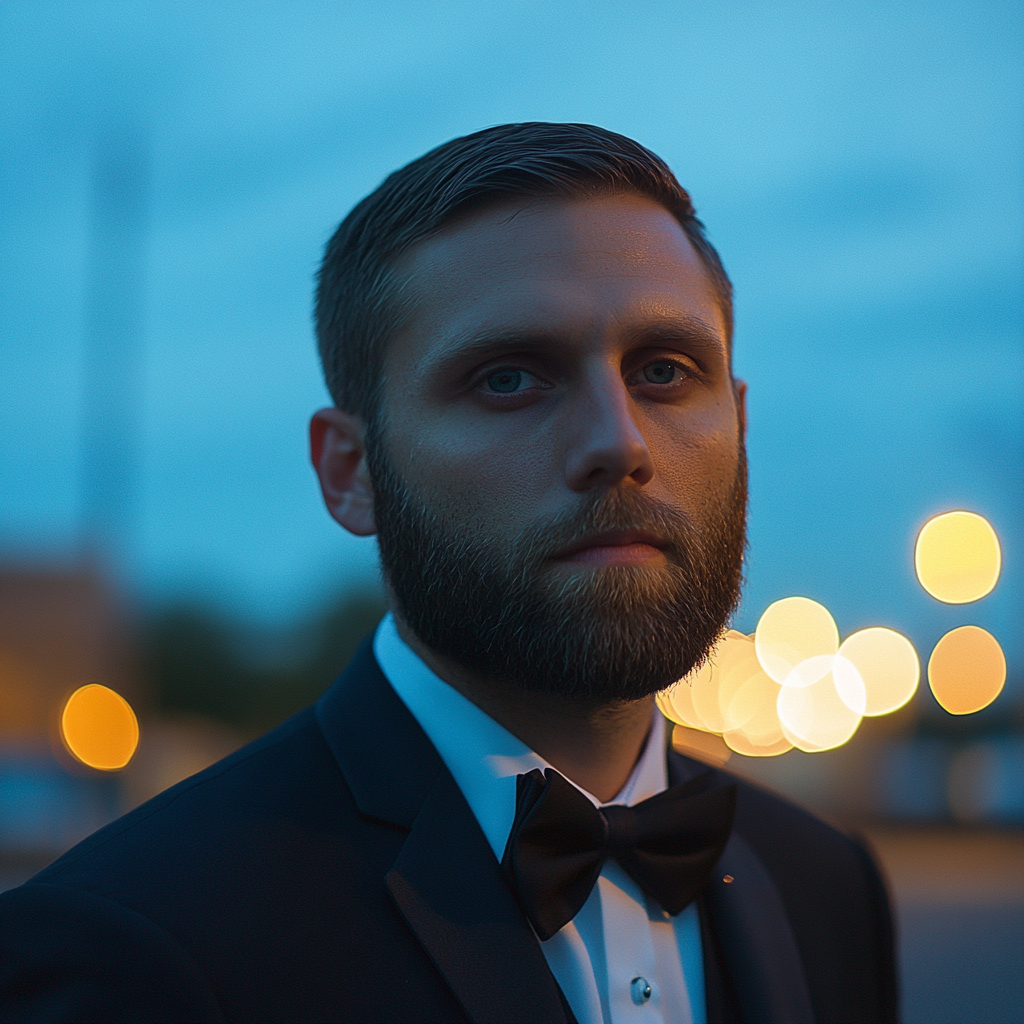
left=368, top=437, right=747, bottom=705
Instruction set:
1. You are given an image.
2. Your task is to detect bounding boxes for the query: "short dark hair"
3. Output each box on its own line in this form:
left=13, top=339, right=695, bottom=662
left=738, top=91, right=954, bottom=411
left=315, top=122, right=732, bottom=420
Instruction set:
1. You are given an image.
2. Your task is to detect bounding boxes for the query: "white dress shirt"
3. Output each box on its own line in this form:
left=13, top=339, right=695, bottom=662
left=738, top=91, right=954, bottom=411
left=374, top=613, right=706, bottom=1024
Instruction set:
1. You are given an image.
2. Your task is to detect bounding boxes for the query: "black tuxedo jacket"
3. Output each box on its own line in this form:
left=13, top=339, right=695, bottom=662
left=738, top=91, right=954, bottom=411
left=0, top=640, right=897, bottom=1023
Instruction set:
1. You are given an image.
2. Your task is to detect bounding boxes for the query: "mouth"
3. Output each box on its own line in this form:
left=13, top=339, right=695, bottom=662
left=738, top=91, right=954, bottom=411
left=550, top=530, right=669, bottom=568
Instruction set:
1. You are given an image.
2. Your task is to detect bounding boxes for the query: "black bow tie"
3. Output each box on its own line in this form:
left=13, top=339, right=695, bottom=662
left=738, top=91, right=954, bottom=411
left=500, top=767, right=735, bottom=941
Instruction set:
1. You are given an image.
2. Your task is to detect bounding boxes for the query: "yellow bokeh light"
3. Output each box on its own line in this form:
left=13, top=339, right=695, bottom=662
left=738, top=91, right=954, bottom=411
left=693, top=631, right=757, bottom=733
left=723, top=731, right=793, bottom=757
left=655, top=689, right=680, bottom=723
left=685, top=654, right=725, bottom=733
left=782, top=654, right=866, bottom=715
left=725, top=670, right=786, bottom=743
left=777, top=657, right=863, bottom=752
left=657, top=685, right=704, bottom=731
left=61, top=684, right=139, bottom=770
left=780, top=653, right=835, bottom=689
left=928, top=626, right=1006, bottom=715
left=838, top=627, right=920, bottom=716
left=658, top=630, right=756, bottom=734
left=914, top=511, right=1001, bottom=604
left=714, top=634, right=766, bottom=727
left=662, top=629, right=798, bottom=758
left=831, top=655, right=868, bottom=716
left=657, top=659, right=714, bottom=732
left=755, top=597, right=839, bottom=684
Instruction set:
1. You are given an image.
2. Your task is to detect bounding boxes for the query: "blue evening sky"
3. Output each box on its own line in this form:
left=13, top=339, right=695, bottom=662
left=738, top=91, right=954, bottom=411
left=1, top=2, right=1020, bottom=676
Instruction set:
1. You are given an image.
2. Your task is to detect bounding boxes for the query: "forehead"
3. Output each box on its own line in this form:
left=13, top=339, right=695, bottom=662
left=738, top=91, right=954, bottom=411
left=389, top=193, right=727, bottom=365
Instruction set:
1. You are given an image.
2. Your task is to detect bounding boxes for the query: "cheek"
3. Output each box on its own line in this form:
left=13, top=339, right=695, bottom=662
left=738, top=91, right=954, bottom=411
left=393, top=415, right=563, bottom=527
left=646, top=403, right=742, bottom=501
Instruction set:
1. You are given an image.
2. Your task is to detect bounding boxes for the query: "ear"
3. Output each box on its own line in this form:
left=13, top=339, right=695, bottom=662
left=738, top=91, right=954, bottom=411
left=732, top=378, right=748, bottom=441
left=310, top=407, right=376, bottom=536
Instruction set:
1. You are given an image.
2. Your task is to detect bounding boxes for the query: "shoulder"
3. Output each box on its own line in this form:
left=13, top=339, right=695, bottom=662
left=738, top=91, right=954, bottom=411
left=729, top=771, right=892, bottom=932
left=1, top=710, right=333, bottom=1022
left=670, top=746, right=876, bottom=883
left=1, top=882, right=225, bottom=1022
left=29, top=706, right=337, bottom=895
left=716, top=761, right=897, bottom=1024
left=0, top=703, right=420, bottom=1021
left=732, top=772, right=883, bottom=890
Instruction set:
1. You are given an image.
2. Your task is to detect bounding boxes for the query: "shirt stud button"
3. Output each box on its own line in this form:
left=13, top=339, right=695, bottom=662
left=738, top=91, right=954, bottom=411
left=630, top=977, right=652, bottom=1005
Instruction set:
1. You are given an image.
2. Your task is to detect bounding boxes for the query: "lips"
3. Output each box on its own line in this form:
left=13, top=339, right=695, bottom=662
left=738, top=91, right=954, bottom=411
left=551, top=530, right=668, bottom=563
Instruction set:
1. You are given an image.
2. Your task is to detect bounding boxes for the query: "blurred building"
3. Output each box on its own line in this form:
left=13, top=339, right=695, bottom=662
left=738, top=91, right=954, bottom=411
left=0, top=560, right=390, bottom=889
left=0, top=563, right=136, bottom=885
left=0, top=562, right=253, bottom=888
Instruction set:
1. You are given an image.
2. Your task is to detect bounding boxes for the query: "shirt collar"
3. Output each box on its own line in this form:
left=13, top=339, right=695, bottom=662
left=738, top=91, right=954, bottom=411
left=373, top=612, right=668, bottom=862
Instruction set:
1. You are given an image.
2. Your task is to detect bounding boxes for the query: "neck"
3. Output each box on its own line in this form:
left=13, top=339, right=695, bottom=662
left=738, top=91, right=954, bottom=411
left=393, top=613, right=656, bottom=802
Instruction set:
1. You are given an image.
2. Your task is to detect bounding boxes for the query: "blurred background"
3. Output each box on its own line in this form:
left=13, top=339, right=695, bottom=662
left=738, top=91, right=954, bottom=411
left=1, top=2, right=1021, bottom=1021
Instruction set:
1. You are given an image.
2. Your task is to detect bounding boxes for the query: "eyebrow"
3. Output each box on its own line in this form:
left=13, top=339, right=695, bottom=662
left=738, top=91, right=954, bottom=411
left=438, top=313, right=727, bottom=365
left=620, top=315, right=727, bottom=353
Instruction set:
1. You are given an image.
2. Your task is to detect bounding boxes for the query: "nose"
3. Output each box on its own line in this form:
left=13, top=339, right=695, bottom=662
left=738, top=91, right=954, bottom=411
left=563, top=372, right=654, bottom=492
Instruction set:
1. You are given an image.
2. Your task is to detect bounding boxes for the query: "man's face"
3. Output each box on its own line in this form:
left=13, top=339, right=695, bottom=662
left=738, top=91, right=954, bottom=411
left=369, top=192, right=747, bottom=701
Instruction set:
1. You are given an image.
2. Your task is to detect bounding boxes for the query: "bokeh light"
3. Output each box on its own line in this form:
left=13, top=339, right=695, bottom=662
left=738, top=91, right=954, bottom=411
left=671, top=725, right=732, bottom=766
left=838, top=627, right=920, bottom=716
left=60, top=684, right=139, bottom=770
left=657, top=662, right=713, bottom=732
left=755, top=597, right=839, bottom=684
left=660, top=631, right=795, bottom=758
left=928, top=626, right=1006, bottom=715
left=661, top=509, right=1007, bottom=760
left=781, top=654, right=867, bottom=716
left=723, top=731, right=793, bottom=757
left=777, top=657, right=863, bottom=752
left=831, top=655, right=868, bottom=716
left=780, top=653, right=835, bottom=689
left=692, top=630, right=757, bottom=733
left=914, top=511, right=1001, bottom=604
left=658, top=630, right=748, bottom=733
left=724, top=670, right=787, bottom=743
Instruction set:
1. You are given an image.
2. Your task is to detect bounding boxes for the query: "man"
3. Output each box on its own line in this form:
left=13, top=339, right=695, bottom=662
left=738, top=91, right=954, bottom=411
left=0, top=123, right=896, bottom=1023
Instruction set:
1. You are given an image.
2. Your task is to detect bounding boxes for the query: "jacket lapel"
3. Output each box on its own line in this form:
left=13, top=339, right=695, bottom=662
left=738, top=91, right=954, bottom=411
left=316, top=637, right=442, bottom=828
left=668, top=749, right=815, bottom=1024
left=317, top=639, right=570, bottom=1024
left=709, top=834, right=815, bottom=1024
left=387, top=766, right=572, bottom=1024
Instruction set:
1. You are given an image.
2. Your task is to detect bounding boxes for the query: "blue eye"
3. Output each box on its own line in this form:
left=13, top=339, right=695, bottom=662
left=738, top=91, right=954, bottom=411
left=487, top=370, right=523, bottom=393
left=643, top=362, right=676, bottom=384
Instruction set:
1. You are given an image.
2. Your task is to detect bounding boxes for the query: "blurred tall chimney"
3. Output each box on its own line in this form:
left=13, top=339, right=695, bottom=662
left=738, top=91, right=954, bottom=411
left=81, top=124, right=149, bottom=571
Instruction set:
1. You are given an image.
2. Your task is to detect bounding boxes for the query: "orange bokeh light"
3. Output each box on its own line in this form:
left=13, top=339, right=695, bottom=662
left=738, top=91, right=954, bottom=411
left=659, top=631, right=795, bottom=758
left=61, top=684, right=139, bottom=770
left=657, top=663, right=713, bottom=732
left=671, top=725, right=732, bottom=766
left=928, top=626, right=1006, bottom=715
left=724, top=667, right=786, bottom=742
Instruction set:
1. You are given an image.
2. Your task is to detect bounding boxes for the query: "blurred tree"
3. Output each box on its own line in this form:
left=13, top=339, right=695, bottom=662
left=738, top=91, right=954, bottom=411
left=141, top=607, right=246, bottom=723
left=141, top=591, right=387, bottom=736
left=245, top=591, right=388, bottom=734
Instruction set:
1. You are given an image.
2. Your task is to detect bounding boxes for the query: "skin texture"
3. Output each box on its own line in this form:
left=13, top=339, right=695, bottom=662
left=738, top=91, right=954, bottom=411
left=311, top=193, right=746, bottom=800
